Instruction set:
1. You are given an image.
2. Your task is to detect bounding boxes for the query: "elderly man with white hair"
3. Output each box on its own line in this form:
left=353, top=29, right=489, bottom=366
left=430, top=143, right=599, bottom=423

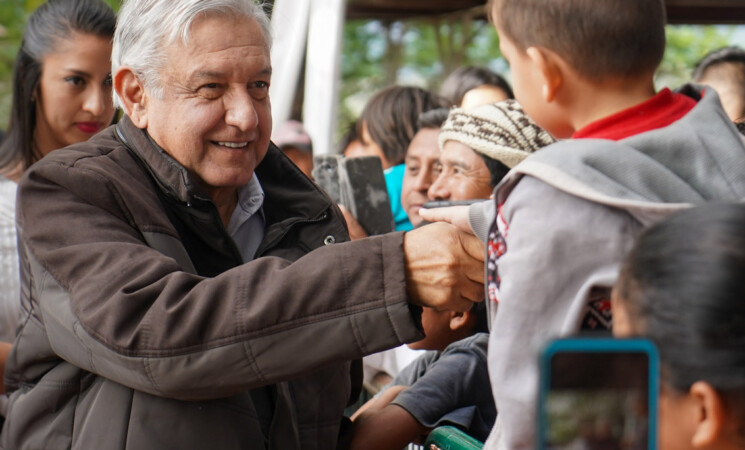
left=1, top=1, right=485, bottom=448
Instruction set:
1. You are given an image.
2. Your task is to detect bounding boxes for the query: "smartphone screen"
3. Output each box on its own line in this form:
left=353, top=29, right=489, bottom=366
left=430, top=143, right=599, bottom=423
left=538, top=338, right=658, bottom=450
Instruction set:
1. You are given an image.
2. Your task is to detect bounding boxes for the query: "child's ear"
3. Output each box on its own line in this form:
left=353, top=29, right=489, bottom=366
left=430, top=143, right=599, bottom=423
left=526, top=46, right=564, bottom=103
left=449, top=311, right=470, bottom=331
left=689, top=381, right=727, bottom=447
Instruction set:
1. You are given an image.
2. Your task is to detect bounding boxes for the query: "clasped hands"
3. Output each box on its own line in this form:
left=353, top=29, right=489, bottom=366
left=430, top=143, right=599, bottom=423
left=404, top=205, right=484, bottom=312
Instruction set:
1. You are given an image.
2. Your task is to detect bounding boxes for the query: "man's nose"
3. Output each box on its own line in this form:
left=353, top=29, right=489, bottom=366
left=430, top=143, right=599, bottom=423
left=225, top=91, right=259, bottom=131
left=427, top=173, right=450, bottom=201
left=413, top=166, right=437, bottom=193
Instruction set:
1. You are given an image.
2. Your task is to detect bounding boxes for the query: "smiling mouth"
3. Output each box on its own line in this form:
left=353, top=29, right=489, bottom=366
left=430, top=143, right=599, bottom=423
left=214, top=141, right=249, bottom=149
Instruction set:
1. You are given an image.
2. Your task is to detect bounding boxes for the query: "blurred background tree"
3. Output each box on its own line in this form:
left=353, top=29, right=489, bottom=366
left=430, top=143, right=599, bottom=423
left=339, top=20, right=736, bottom=131
left=0, top=1, right=740, bottom=137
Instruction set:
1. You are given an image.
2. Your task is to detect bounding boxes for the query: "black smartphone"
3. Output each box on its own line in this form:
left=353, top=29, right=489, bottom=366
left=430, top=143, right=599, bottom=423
left=422, top=199, right=483, bottom=209
left=537, top=337, right=659, bottom=450
left=312, top=155, right=395, bottom=235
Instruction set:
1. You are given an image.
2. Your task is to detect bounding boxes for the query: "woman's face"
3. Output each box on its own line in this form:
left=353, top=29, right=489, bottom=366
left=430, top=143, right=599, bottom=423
left=34, top=32, right=115, bottom=156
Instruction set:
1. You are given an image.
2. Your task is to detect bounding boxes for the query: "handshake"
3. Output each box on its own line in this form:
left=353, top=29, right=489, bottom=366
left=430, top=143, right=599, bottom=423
left=402, top=217, right=485, bottom=312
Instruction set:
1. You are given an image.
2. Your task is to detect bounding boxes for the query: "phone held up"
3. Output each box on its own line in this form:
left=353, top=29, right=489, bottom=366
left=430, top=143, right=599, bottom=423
left=537, top=337, right=659, bottom=450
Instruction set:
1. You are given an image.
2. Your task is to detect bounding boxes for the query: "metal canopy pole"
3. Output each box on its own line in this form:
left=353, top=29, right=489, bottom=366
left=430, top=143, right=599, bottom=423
left=268, top=0, right=311, bottom=135
left=303, top=0, right=347, bottom=155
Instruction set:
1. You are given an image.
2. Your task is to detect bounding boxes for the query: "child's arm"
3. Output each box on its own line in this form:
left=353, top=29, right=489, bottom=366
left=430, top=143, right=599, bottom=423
left=352, top=336, right=491, bottom=449
left=350, top=385, right=429, bottom=450
left=418, top=200, right=494, bottom=243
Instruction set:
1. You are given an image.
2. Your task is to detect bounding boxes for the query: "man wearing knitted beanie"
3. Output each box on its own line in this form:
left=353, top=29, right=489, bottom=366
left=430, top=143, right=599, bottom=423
left=429, top=99, right=555, bottom=202
left=349, top=101, right=554, bottom=449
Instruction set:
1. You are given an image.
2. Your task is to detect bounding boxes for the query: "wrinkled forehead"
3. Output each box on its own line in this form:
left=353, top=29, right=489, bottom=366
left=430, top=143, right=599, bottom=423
left=440, top=140, right=482, bottom=168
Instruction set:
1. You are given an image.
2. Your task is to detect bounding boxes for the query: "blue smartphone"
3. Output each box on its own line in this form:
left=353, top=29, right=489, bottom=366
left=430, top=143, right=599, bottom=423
left=537, top=337, right=659, bottom=450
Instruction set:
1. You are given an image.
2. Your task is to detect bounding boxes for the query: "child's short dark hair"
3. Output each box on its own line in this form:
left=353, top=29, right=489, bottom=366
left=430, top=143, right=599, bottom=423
left=489, top=0, right=666, bottom=82
left=616, top=203, right=745, bottom=429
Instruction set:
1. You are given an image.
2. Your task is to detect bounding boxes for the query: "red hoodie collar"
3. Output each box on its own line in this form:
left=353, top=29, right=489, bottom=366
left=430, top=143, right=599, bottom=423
left=572, top=88, right=697, bottom=141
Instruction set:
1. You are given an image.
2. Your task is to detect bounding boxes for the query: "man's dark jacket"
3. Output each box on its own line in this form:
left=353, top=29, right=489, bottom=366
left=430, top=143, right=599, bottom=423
left=1, top=117, right=423, bottom=449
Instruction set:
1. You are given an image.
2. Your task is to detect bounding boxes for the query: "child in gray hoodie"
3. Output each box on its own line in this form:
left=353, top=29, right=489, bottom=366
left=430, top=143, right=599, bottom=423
left=423, top=1, right=745, bottom=448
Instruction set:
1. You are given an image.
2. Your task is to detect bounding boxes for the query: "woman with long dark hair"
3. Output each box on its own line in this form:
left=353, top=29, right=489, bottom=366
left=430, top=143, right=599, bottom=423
left=356, top=86, right=449, bottom=231
left=0, top=0, right=116, bottom=394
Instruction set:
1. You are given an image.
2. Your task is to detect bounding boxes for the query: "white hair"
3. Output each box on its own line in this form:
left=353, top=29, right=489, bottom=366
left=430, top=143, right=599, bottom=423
left=112, top=0, right=272, bottom=109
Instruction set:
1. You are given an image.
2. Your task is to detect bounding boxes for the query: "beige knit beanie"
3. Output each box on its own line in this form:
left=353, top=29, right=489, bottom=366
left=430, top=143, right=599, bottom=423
left=438, top=99, right=556, bottom=168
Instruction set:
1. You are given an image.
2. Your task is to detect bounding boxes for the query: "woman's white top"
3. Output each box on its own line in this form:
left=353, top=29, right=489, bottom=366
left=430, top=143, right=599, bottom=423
left=0, top=175, right=19, bottom=343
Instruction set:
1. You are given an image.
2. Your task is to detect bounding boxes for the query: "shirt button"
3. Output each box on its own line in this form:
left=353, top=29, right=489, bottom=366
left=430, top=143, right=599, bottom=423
left=324, top=235, right=336, bottom=245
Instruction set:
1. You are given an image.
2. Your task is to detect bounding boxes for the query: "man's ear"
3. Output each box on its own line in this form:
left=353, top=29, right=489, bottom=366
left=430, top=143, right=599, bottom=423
left=689, top=381, right=727, bottom=447
left=114, top=67, right=148, bottom=129
left=526, top=46, right=564, bottom=103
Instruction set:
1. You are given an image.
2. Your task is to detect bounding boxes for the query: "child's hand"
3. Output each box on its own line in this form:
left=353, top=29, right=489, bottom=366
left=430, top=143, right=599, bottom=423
left=419, top=205, right=472, bottom=234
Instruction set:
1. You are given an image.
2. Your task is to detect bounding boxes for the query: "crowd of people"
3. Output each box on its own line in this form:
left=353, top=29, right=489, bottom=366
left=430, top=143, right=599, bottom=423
left=0, top=0, right=743, bottom=449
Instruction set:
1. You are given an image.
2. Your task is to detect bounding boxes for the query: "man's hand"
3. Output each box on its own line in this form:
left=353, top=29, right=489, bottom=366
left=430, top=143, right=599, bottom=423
left=419, top=205, right=473, bottom=234
left=403, top=222, right=485, bottom=312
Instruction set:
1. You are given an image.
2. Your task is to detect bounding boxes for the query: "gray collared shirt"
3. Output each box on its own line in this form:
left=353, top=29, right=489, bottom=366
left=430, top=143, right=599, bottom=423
left=226, top=173, right=266, bottom=262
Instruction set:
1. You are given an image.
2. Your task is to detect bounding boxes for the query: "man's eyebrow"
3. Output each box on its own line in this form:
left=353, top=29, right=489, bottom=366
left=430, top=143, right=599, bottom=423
left=188, top=67, right=272, bottom=81
left=452, top=160, right=472, bottom=170
left=190, top=70, right=225, bottom=81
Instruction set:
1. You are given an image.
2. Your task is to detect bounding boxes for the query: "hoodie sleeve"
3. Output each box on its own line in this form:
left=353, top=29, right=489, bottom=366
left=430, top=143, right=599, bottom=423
left=484, top=176, right=639, bottom=449
left=467, top=200, right=495, bottom=243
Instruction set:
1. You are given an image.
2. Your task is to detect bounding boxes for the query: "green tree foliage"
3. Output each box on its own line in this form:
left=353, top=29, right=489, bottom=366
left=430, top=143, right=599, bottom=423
left=340, top=20, right=741, bottom=132
left=339, top=14, right=502, bottom=131
left=0, top=2, right=29, bottom=128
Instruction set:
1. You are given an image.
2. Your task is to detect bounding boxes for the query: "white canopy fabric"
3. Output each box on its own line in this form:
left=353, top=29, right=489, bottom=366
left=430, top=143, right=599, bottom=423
left=270, top=0, right=346, bottom=155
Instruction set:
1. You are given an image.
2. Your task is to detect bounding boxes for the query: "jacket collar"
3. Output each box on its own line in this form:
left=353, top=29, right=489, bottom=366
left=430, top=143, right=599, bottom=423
left=115, top=115, right=332, bottom=223
left=256, top=142, right=333, bottom=226
left=115, top=115, right=203, bottom=203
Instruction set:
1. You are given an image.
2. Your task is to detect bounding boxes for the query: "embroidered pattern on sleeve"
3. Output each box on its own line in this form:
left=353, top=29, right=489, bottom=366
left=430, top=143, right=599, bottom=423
left=486, top=202, right=508, bottom=304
